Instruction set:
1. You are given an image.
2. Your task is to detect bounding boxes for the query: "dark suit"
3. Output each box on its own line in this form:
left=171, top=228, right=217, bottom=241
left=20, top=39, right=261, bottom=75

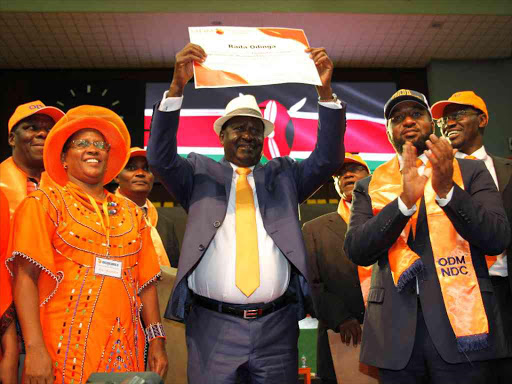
left=344, top=158, right=511, bottom=379
left=302, top=212, right=364, bottom=381
left=147, top=102, right=345, bottom=382
left=489, top=154, right=512, bottom=382
left=490, top=155, right=512, bottom=289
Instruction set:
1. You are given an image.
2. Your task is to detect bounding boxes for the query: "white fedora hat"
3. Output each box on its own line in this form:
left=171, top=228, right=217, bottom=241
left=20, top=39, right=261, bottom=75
left=213, top=95, right=274, bottom=137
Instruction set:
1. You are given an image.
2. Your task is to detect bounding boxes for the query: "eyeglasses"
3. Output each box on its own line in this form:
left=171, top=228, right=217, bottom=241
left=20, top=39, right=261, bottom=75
left=69, top=139, right=111, bottom=151
left=389, top=110, right=428, bottom=126
left=437, top=109, right=480, bottom=129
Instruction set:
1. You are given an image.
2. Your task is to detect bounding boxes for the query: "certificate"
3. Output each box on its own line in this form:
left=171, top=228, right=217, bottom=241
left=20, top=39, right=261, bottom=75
left=189, top=26, right=322, bottom=88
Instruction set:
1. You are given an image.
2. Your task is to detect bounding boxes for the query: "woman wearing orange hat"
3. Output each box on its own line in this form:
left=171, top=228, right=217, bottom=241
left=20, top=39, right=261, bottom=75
left=8, top=106, right=168, bottom=383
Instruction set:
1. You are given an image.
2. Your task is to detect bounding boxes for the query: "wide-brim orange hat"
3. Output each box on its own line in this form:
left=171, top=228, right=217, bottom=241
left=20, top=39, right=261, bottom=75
left=129, top=147, right=147, bottom=158
left=43, top=105, right=131, bottom=186
left=431, top=91, right=488, bottom=121
left=8, top=100, right=65, bottom=134
left=339, top=152, right=370, bottom=174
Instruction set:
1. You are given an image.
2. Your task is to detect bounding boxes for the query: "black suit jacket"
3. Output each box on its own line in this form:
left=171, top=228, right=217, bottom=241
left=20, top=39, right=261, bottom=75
left=345, top=158, right=511, bottom=369
left=302, top=212, right=365, bottom=379
left=490, top=155, right=512, bottom=290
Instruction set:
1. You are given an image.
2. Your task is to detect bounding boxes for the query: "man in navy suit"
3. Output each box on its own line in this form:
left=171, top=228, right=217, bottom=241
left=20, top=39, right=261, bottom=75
left=344, top=90, right=510, bottom=383
left=147, top=43, right=346, bottom=384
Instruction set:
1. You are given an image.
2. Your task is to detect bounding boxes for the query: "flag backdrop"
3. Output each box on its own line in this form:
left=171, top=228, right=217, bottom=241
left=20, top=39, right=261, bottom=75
left=144, top=82, right=396, bottom=171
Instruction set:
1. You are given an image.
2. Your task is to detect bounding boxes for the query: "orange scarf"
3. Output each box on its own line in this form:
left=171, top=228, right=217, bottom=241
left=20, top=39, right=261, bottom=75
left=369, top=156, right=489, bottom=352
left=337, top=199, right=372, bottom=307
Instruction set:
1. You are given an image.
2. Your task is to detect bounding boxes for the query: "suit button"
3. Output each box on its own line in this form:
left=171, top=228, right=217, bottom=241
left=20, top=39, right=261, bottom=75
left=199, top=244, right=205, bottom=251
left=213, top=221, right=221, bottom=228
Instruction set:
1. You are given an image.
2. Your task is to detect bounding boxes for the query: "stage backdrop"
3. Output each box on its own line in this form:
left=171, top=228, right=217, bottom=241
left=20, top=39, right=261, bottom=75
left=144, top=82, right=396, bottom=171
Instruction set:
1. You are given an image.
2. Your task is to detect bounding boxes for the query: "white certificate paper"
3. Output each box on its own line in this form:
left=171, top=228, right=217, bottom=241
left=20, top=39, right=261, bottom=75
left=188, top=27, right=322, bottom=88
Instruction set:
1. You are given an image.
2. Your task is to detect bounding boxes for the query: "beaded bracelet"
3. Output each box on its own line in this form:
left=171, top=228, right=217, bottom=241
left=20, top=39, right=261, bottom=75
left=145, top=322, right=166, bottom=342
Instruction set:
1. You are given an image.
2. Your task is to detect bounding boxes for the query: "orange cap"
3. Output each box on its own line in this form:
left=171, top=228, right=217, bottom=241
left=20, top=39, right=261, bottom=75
left=129, top=147, right=147, bottom=158
left=43, top=105, right=131, bottom=186
left=8, top=100, right=65, bottom=134
left=431, top=91, right=488, bottom=120
left=339, top=153, right=370, bottom=174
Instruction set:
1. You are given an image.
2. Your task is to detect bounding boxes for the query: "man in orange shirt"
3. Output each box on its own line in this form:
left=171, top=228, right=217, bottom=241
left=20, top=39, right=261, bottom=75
left=0, top=100, right=64, bottom=215
left=0, top=101, right=64, bottom=383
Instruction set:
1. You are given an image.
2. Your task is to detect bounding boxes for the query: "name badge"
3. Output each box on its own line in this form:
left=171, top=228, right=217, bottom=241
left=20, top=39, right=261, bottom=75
left=94, top=257, right=122, bottom=278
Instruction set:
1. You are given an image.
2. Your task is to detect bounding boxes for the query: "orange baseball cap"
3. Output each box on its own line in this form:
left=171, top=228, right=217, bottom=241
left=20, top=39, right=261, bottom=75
left=129, top=147, right=147, bottom=158
left=431, top=91, right=488, bottom=120
left=336, top=153, right=370, bottom=175
left=8, top=100, right=65, bottom=134
left=43, top=105, right=131, bottom=186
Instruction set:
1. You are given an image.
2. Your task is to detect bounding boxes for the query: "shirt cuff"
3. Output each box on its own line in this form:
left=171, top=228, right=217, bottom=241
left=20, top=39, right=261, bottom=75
left=318, top=99, right=342, bottom=109
left=436, top=186, right=454, bottom=207
left=158, top=90, right=183, bottom=112
left=398, top=197, right=417, bottom=216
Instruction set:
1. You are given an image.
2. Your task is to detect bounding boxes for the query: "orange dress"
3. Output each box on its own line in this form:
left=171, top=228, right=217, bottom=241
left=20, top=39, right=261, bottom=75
left=7, top=182, right=160, bottom=384
left=0, top=189, right=13, bottom=348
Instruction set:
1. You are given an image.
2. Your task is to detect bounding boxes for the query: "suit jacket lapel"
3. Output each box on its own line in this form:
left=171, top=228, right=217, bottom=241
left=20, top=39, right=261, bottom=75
left=490, top=155, right=512, bottom=194
left=326, top=214, right=347, bottom=240
left=220, top=158, right=234, bottom=201
left=253, top=162, right=266, bottom=218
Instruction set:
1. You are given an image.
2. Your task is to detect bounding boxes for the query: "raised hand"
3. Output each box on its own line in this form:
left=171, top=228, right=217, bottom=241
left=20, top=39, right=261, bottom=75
left=425, top=134, right=455, bottom=198
left=400, top=142, right=430, bottom=209
left=305, top=47, right=334, bottom=100
left=169, top=43, right=207, bottom=97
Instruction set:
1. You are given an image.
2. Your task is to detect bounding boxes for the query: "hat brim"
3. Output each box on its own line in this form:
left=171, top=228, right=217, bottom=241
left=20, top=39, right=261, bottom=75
left=431, top=100, right=476, bottom=120
left=9, top=106, right=65, bottom=134
left=343, top=157, right=370, bottom=173
left=213, top=112, right=274, bottom=137
left=129, top=149, right=147, bottom=158
left=43, top=117, right=129, bottom=187
left=385, top=96, right=430, bottom=119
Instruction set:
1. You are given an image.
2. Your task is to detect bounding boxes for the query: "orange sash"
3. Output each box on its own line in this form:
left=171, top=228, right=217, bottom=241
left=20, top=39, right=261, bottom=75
left=337, top=199, right=372, bottom=307
left=369, top=156, right=489, bottom=352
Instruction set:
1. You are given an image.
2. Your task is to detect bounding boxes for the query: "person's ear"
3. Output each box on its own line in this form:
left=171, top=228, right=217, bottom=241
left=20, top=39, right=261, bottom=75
left=8, top=131, right=15, bottom=147
left=219, top=130, right=225, bottom=145
left=61, top=152, right=68, bottom=170
left=478, top=113, right=488, bottom=129
left=114, top=176, right=120, bottom=184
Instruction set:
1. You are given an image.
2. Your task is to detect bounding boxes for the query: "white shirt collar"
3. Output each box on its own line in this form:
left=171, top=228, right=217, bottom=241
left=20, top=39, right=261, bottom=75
left=397, top=152, right=428, bottom=171
left=455, top=146, right=487, bottom=160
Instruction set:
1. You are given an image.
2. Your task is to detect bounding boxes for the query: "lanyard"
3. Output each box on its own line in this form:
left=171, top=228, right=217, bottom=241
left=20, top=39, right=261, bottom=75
left=86, top=194, right=111, bottom=247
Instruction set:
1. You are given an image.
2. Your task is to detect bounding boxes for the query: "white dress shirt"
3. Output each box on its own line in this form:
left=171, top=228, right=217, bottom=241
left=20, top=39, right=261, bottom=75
left=157, top=91, right=341, bottom=303
left=187, top=163, right=291, bottom=303
left=455, top=146, right=507, bottom=277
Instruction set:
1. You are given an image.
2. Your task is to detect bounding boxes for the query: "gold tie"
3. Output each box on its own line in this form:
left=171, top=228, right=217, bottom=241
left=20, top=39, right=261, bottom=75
left=465, top=155, right=477, bottom=160
left=235, top=167, right=260, bottom=297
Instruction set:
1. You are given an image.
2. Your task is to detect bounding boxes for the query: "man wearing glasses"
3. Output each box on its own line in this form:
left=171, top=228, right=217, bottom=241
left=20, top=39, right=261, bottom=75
left=345, top=89, right=510, bottom=383
left=432, top=92, right=512, bottom=382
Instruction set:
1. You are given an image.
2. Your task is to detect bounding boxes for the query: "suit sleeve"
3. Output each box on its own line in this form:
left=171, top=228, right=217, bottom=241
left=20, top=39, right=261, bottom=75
left=146, top=104, right=195, bottom=211
left=344, top=178, right=410, bottom=266
left=441, top=161, right=511, bottom=255
left=293, top=104, right=346, bottom=203
left=302, top=222, right=353, bottom=331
